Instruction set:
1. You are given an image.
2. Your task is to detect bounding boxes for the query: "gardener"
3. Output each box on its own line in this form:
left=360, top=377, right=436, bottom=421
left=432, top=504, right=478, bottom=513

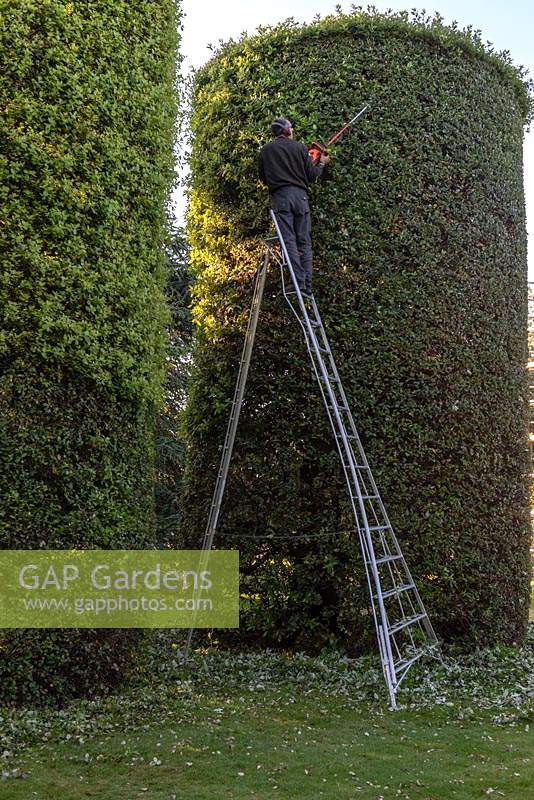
left=258, top=116, right=329, bottom=298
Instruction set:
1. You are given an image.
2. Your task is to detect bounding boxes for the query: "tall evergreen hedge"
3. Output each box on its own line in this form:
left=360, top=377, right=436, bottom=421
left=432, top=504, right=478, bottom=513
left=182, top=9, right=533, bottom=652
left=0, top=0, right=181, bottom=703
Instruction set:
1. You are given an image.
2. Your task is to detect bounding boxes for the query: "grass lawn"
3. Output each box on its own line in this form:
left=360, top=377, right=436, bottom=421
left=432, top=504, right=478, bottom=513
left=2, top=688, right=534, bottom=800
left=2, top=627, right=534, bottom=800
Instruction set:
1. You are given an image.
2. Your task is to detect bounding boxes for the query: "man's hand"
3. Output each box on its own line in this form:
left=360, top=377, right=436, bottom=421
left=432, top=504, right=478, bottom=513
left=320, top=152, right=330, bottom=166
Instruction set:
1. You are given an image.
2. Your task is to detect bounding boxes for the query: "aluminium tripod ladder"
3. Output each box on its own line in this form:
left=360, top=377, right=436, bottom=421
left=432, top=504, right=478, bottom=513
left=187, top=210, right=441, bottom=708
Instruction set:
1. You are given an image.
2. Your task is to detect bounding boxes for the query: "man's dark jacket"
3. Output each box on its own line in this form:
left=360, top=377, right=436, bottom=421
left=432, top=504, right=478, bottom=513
left=258, top=136, right=323, bottom=193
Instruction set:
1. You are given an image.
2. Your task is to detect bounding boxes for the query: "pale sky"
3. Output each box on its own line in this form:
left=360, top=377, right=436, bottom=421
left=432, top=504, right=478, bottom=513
left=173, top=0, right=533, bottom=278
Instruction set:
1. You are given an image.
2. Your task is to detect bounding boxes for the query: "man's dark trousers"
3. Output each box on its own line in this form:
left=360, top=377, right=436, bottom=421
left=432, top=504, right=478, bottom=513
left=272, top=185, right=313, bottom=293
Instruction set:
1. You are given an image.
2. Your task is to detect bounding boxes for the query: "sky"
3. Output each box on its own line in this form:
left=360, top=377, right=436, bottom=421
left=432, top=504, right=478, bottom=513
left=173, top=0, right=534, bottom=277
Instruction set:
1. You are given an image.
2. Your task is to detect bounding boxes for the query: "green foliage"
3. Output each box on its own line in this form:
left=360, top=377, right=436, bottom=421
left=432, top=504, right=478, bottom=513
left=0, top=628, right=147, bottom=708
left=182, top=8, right=532, bottom=651
left=0, top=0, right=181, bottom=703
left=4, top=630, right=534, bottom=795
left=156, top=227, right=192, bottom=545
left=528, top=285, right=534, bottom=517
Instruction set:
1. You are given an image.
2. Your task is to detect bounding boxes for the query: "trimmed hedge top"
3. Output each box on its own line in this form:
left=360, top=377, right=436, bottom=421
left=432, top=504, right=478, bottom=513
left=202, top=7, right=532, bottom=120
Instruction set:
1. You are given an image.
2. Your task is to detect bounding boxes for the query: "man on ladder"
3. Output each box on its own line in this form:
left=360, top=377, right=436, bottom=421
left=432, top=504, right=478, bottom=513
left=258, top=116, right=329, bottom=298
left=186, top=109, right=441, bottom=707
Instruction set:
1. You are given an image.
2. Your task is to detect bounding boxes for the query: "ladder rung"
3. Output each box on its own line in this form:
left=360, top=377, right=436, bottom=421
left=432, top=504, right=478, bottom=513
left=361, top=494, right=379, bottom=501
left=368, top=524, right=389, bottom=533
left=382, top=583, right=415, bottom=600
left=389, top=612, right=427, bottom=636
left=375, top=553, right=403, bottom=566
left=343, top=462, right=368, bottom=470
left=394, top=651, right=426, bottom=674
left=319, top=374, right=341, bottom=383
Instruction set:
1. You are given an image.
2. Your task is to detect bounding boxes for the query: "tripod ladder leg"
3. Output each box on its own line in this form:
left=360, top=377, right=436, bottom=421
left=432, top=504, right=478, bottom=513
left=184, top=250, right=269, bottom=656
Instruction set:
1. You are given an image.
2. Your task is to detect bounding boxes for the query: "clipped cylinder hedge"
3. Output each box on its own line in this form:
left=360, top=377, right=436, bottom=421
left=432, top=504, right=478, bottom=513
left=182, top=10, right=533, bottom=652
left=0, top=0, right=180, bottom=703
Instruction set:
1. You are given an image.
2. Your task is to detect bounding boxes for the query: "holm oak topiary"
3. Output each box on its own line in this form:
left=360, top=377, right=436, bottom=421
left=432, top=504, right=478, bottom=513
left=181, top=9, right=533, bottom=653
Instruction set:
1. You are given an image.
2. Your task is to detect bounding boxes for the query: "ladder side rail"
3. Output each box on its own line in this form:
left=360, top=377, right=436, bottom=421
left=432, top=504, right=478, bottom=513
left=304, top=297, right=431, bottom=628
left=313, top=413, right=380, bottom=627
left=268, top=216, right=371, bottom=523
left=202, top=252, right=269, bottom=552
left=307, top=312, right=440, bottom=665
left=270, top=216, right=378, bottom=558
left=302, top=328, right=378, bottom=577
left=297, top=313, right=402, bottom=674
left=378, top=624, right=397, bottom=709
left=270, top=247, right=359, bottom=531
left=312, top=304, right=387, bottom=502
left=316, top=332, right=441, bottom=660
left=269, top=226, right=383, bottom=641
left=304, top=301, right=435, bottom=676
left=307, top=299, right=402, bottom=542
left=313, top=312, right=439, bottom=677
left=296, top=314, right=382, bottom=632
left=304, top=396, right=385, bottom=658
left=301, top=332, right=362, bottom=502
left=269, top=213, right=363, bottom=467
left=268, top=214, right=366, bottom=507
left=309, top=303, right=387, bottom=504
left=298, top=325, right=362, bottom=490
left=270, top=217, right=440, bottom=691
left=184, top=253, right=269, bottom=657
left=333, top=398, right=401, bottom=545
left=312, top=308, right=433, bottom=629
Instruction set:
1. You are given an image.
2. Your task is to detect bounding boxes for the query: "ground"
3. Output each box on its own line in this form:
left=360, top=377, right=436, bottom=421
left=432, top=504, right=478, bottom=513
left=2, top=692, right=533, bottom=799
left=2, top=624, right=534, bottom=800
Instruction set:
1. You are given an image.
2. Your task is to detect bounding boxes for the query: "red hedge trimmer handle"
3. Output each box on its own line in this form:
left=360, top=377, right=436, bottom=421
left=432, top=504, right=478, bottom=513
left=309, top=141, right=328, bottom=166
left=308, top=103, right=369, bottom=166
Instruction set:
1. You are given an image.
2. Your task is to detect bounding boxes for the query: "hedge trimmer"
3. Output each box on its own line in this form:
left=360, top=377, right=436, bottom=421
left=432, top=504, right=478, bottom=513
left=308, top=103, right=369, bottom=165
